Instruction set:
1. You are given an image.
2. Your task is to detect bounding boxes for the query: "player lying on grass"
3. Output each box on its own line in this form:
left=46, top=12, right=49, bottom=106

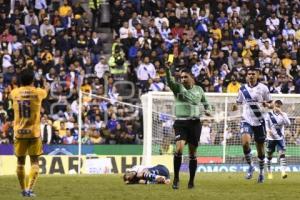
left=123, top=164, right=171, bottom=184
left=265, top=100, right=291, bottom=179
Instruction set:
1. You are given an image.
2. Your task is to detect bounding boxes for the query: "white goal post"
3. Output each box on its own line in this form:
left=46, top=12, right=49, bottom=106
left=141, top=92, right=300, bottom=166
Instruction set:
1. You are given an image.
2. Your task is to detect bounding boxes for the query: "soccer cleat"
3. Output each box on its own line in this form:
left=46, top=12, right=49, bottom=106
left=267, top=173, right=273, bottom=180
left=187, top=181, right=194, bottom=189
left=257, top=174, right=264, bottom=183
left=27, top=190, right=36, bottom=197
left=172, top=179, right=179, bottom=189
left=245, top=165, right=255, bottom=179
left=21, top=190, right=36, bottom=198
left=281, top=172, right=288, bottom=179
left=21, top=191, right=28, bottom=197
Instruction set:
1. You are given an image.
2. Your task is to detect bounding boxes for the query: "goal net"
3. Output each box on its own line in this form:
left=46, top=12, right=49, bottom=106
left=141, top=92, right=300, bottom=166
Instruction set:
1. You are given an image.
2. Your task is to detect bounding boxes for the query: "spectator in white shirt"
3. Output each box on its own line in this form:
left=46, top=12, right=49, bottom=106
left=232, top=22, right=245, bottom=38
left=282, top=22, right=295, bottom=39
left=175, top=1, right=188, bottom=19
left=227, top=1, right=240, bottom=17
left=94, top=57, right=109, bottom=79
left=260, top=41, right=274, bottom=64
left=40, top=17, right=55, bottom=37
left=155, top=12, right=169, bottom=31
left=159, top=22, right=171, bottom=41
left=24, top=9, right=39, bottom=27
left=266, top=12, right=280, bottom=36
left=149, top=74, right=165, bottom=91
left=200, top=120, right=214, bottom=144
left=119, top=21, right=134, bottom=40
left=137, top=56, right=156, bottom=93
left=292, top=12, right=300, bottom=30
left=128, top=12, right=141, bottom=29
left=258, top=32, right=272, bottom=49
left=189, top=3, right=200, bottom=18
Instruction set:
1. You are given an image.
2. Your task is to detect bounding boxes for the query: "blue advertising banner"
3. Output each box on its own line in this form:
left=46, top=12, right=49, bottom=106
left=180, top=164, right=300, bottom=172
left=0, top=145, right=14, bottom=155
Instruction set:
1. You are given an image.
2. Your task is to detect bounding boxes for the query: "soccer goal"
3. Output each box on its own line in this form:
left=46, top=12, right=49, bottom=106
left=141, top=92, right=300, bottom=166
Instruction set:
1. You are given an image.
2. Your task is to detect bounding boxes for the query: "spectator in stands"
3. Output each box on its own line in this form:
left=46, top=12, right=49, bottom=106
left=89, top=31, right=103, bottom=65
left=137, top=56, right=156, bottom=93
left=40, top=115, right=52, bottom=144
left=148, top=74, right=165, bottom=91
left=200, top=120, right=215, bottom=144
left=227, top=75, right=241, bottom=93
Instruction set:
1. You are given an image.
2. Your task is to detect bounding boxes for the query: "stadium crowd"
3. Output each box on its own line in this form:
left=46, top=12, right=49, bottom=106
left=1, top=0, right=300, bottom=145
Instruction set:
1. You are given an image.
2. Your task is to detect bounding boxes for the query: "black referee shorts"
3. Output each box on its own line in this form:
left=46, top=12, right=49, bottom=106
left=173, top=119, right=202, bottom=146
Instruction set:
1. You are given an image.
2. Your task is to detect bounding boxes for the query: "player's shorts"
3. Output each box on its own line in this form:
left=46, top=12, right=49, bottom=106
left=266, top=139, right=286, bottom=153
left=173, top=119, right=201, bottom=146
left=240, top=121, right=266, bottom=143
left=14, top=138, right=43, bottom=157
left=148, top=165, right=170, bottom=179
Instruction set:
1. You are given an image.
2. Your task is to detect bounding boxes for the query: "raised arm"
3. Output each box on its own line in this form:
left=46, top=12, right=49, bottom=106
left=165, top=65, right=180, bottom=94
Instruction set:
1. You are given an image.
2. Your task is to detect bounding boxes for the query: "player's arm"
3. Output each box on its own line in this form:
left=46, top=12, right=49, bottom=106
left=232, top=89, right=243, bottom=111
left=265, top=118, right=273, bottom=137
left=200, top=88, right=212, bottom=116
left=165, top=63, right=180, bottom=94
left=283, top=113, right=291, bottom=126
left=278, top=111, right=291, bottom=126
left=262, top=87, right=273, bottom=108
left=262, top=100, right=273, bottom=108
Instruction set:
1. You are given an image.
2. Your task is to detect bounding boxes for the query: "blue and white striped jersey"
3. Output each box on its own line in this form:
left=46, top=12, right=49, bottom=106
left=265, top=111, right=291, bottom=140
left=237, top=83, right=271, bottom=126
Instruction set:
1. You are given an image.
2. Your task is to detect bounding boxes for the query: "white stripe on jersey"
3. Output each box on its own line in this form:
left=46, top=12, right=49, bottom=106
left=237, top=83, right=271, bottom=126
left=265, top=111, right=291, bottom=140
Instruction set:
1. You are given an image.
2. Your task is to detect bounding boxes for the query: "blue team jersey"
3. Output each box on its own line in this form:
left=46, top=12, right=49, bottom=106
left=148, top=165, right=170, bottom=179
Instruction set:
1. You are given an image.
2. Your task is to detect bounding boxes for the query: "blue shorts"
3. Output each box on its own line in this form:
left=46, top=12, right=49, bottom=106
left=240, top=121, right=266, bottom=143
left=148, top=165, right=170, bottom=179
left=267, top=140, right=286, bottom=153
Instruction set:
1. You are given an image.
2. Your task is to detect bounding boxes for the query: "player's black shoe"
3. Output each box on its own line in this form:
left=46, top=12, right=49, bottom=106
left=188, top=181, right=194, bottom=189
left=172, top=179, right=179, bottom=189
left=188, top=181, right=195, bottom=189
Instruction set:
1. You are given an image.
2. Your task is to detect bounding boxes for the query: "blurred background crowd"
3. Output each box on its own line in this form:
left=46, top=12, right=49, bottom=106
left=1, top=0, right=300, bottom=146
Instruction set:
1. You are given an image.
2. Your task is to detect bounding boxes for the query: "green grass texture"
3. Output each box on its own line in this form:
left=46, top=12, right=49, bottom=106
left=1, top=173, right=300, bottom=200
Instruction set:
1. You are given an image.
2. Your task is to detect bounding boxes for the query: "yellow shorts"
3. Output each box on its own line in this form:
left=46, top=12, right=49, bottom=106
left=14, top=138, right=43, bottom=157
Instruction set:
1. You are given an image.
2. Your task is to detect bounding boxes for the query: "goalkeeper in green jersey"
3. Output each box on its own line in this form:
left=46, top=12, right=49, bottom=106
left=165, top=63, right=211, bottom=189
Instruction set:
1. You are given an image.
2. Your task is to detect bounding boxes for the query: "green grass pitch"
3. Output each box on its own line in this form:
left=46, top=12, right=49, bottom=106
left=1, top=173, right=300, bottom=200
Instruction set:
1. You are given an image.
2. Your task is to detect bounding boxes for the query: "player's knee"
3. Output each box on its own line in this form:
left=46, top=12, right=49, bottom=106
left=242, top=141, right=251, bottom=148
left=17, top=156, right=26, bottom=165
left=30, top=156, right=39, bottom=165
